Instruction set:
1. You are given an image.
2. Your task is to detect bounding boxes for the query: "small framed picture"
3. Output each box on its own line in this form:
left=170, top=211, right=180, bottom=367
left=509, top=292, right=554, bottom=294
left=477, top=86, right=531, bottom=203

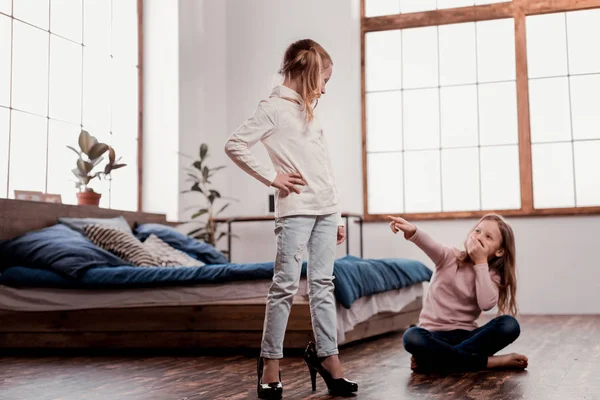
left=14, top=190, right=45, bottom=202
left=43, top=193, right=63, bottom=204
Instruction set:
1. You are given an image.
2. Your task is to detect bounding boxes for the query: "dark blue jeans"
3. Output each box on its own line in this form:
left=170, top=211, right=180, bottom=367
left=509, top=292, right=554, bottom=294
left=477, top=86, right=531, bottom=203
left=402, top=315, right=521, bottom=373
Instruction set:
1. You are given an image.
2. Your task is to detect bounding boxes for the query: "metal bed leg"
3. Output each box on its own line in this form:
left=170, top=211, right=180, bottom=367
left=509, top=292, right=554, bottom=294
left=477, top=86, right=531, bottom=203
left=345, top=215, right=350, bottom=256
left=359, top=217, right=363, bottom=258
left=227, top=221, right=232, bottom=262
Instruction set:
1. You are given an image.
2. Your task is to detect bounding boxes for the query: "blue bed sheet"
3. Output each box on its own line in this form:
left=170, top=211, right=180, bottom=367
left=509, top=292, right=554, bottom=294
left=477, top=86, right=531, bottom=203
left=0, top=255, right=432, bottom=308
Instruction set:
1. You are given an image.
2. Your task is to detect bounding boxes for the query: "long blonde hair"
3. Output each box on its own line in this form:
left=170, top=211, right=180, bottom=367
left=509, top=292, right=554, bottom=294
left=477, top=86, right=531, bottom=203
left=279, top=39, right=332, bottom=121
left=458, top=214, right=518, bottom=316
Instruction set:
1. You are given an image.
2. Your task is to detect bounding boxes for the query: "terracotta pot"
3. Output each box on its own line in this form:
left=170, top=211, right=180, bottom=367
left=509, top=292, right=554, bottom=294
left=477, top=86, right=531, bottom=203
left=77, top=190, right=101, bottom=206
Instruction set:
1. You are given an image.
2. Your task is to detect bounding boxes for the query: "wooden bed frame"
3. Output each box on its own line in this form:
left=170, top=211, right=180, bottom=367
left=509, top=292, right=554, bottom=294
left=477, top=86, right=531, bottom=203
left=0, top=199, right=422, bottom=350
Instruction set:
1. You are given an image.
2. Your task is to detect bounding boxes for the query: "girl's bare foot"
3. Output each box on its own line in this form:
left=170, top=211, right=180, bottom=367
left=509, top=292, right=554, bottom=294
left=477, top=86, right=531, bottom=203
left=321, top=354, right=345, bottom=379
left=262, top=358, right=280, bottom=383
left=487, top=353, right=528, bottom=370
left=410, top=356, right=418, bottom=371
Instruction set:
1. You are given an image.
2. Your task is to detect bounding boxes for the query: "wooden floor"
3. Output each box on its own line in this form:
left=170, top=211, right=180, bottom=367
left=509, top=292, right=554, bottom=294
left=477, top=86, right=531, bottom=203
left=0, top=315, right=599, bottom=400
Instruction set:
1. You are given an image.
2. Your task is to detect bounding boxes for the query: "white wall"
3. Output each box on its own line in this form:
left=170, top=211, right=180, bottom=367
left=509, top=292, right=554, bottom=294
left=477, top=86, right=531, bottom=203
left=178, top=0, right=205, bottom=221
left=221, top=0, right=363, bottom=261
left=178, top=0, right=229, bottom=222
left=145, top=0, right=600, bottom=314
left=224, top=0, right=362, bottom=218
left=143, top=0, right=228, bottom=222
left=363, top=216, right=600, bottom=315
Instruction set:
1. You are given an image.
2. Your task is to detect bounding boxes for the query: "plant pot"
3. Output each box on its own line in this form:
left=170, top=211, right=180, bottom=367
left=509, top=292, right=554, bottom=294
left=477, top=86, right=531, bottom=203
left=77, top=191, right=101, bottom=206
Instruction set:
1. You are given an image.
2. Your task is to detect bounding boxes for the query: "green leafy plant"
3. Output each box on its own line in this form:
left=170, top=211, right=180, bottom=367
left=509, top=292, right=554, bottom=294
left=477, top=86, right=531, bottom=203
left=67, top=130, right=127, bottom=192
left=184, top=143, right=235, bottom=248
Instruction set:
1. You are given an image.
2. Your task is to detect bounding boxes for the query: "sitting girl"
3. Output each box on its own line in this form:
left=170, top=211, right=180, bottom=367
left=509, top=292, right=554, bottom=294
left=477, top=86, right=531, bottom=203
left=388, top=214, right=528, bottom=373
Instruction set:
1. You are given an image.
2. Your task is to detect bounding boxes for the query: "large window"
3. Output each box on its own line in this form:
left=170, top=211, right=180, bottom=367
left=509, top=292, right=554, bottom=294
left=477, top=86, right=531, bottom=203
left=362, top=0, right=600, bottom=220
left=527, top=10, right=600, bottom=209
left=0, top=0, right=141, bottom=211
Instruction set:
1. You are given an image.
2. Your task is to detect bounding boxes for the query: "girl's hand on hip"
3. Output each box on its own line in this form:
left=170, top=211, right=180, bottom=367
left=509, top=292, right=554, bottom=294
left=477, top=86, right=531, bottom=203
left=337, top=226, right=346, bottom=245
left=386, top=215, right=416, bottom=240
left=271, top=172, right=306, bottom=195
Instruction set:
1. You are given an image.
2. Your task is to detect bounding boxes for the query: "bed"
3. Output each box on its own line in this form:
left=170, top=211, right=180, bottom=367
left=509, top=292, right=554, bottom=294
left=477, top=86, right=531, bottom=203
left=0, top=199, right=430, bottom=350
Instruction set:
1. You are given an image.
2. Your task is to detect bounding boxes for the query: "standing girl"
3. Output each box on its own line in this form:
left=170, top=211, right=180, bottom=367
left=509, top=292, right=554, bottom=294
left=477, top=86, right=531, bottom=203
left=388, top=214, right=528, bottom=373
left=225, top=39, right=357, bottom=399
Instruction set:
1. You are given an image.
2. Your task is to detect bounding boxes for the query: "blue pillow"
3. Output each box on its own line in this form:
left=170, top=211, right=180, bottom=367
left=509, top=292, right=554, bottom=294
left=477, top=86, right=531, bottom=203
left=0, top=224, right=127, bottom=278
left=134, top=223, right=229, bottom=265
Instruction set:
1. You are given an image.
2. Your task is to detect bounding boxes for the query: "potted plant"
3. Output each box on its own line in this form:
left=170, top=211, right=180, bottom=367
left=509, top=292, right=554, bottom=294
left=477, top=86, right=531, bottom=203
left=67, top=130, right=126, bottom=206
left=184, top=143, right=235, bottom=251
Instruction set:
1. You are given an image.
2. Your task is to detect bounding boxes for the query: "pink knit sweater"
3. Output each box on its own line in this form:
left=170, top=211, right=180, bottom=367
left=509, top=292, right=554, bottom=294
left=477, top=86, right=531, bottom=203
left=409, top=228, right=501, bottom=331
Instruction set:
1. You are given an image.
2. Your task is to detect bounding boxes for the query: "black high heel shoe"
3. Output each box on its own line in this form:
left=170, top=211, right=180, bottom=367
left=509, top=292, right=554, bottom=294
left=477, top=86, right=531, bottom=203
left=256, top=357, right=282, bottom=400
left=303, top=341, right=358, bottom=396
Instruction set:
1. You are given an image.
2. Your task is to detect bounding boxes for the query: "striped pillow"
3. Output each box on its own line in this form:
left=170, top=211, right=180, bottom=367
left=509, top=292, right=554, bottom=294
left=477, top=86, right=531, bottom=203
left=143, top=234, right=204, bottom=267
left=84, top=224, right=161, bottom=267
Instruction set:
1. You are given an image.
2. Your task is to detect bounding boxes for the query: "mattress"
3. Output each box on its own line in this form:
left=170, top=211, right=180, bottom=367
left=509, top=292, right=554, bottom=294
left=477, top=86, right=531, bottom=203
left=0, top=255, right=433, bottom=309
left=0, top=280, right=424, bottom=343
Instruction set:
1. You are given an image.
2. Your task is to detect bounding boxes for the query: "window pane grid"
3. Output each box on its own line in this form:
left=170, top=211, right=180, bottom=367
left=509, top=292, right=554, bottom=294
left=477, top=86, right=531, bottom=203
left=529, top=71, right=600, bottom=81
left=366, top=77, right=517, bottom=94
left=363, top=4, right=600, bottom=218
left=564, top=12, right=577, bottom=208
left=0, top=4, right=11, bottom=17
left=527, top=10, right=600, bottom=208
left=367, top=144, right=521, bottom=210
left=436, top=25, right=444, bottom=212
left=6, top=15, right=89, bottom=47
left=367, top=141, right=522, bottom=153
left=2, top=0, right=139, bottom=211
left=365, top=19, right=519, bottom=214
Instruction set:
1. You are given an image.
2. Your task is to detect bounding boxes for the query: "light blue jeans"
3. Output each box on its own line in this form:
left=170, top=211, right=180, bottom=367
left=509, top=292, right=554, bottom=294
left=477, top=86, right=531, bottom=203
left=260, top=213, right=339, bottom=359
